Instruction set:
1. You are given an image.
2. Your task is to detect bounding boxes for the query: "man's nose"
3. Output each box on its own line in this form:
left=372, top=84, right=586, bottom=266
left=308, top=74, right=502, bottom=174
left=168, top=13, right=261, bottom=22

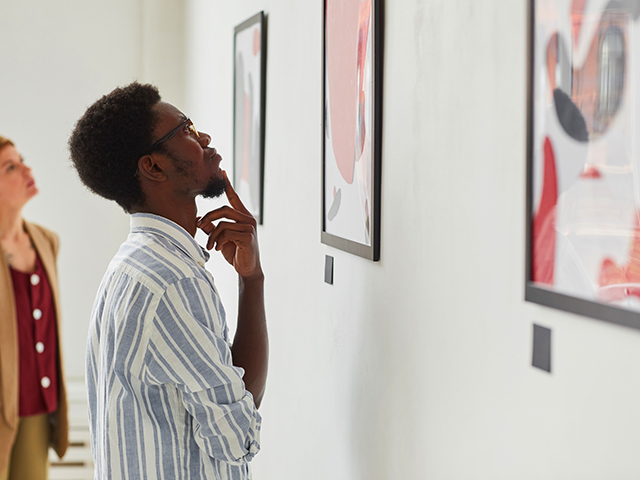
left=198, top=132, right=211, bottom=147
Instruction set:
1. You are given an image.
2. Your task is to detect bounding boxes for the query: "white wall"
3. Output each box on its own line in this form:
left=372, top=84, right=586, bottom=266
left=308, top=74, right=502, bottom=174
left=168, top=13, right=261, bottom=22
left=0, top=0, right=186, bottom=379
left=0, top=0, right=139, bottom=379
left=186, top=1, right=640, bottom=479
left=5, top=0, right=640, bottom=478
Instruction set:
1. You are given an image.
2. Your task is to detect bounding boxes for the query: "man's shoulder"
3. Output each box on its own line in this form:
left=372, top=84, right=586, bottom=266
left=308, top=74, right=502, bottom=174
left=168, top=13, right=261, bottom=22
left=109, top=230, right=207, bottom=292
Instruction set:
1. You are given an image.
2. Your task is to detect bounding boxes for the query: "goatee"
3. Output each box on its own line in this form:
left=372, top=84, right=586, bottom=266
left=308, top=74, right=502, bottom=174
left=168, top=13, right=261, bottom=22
left=201, top=177, right=227, bottom=199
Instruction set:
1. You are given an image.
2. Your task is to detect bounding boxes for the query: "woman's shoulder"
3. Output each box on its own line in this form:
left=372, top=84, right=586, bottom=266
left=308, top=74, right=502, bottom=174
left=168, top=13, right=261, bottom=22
left=24, top=221, right=59, bottom=253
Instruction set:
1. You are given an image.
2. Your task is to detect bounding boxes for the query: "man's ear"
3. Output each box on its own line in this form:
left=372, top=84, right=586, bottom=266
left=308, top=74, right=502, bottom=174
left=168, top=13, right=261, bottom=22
left=137, top=154, right=168, bottom=182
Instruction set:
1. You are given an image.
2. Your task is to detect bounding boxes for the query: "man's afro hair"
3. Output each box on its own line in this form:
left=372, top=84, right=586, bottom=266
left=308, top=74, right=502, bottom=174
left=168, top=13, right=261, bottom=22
left=69, top=82, right=161, bottom=212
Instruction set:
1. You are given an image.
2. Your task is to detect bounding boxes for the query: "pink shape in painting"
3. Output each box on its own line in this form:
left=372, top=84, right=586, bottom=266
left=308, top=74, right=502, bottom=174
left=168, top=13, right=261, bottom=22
left=326, top=0, right=362, bottom=185
left=241, top=92, right=251, bottom=183
left=356, top=0, right=371, bottom=157
left=570, top=0, right=587, bottom=47
left=253, top=27, right=261, bottom=56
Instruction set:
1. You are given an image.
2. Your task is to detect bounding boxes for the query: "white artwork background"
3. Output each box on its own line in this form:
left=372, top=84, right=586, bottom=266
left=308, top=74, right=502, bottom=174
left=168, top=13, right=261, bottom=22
left=234, top=22, right=262, bottom=220
left=532, top=0, right=640, bottom=311
left=324, top=7, right=373, bottom=246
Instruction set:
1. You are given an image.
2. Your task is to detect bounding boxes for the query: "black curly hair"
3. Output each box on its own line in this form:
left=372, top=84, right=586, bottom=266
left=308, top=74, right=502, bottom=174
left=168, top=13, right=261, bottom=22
left=69, top=82, right=162, bottom=212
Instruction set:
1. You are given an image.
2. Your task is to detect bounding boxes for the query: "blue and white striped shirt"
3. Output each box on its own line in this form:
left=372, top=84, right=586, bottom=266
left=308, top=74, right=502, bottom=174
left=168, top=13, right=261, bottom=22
left=86, top=213, right=261, bottom=480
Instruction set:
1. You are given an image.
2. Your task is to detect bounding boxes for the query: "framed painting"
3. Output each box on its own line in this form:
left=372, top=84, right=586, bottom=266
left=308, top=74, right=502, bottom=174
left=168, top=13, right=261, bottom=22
left=322, top=0, right=383, bottom=261
left=233, top=12, right=267, bottom=224
left=526, top=0, right=640, bottom=328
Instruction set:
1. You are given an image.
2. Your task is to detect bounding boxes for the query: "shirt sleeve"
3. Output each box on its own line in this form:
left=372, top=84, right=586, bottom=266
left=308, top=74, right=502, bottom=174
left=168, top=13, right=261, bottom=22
left=142, top=277, right=261, bottom=465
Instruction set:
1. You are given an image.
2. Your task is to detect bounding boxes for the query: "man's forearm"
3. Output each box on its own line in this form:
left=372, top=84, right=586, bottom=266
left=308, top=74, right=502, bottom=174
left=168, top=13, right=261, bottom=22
left=231, top=271, right=268, bottom=408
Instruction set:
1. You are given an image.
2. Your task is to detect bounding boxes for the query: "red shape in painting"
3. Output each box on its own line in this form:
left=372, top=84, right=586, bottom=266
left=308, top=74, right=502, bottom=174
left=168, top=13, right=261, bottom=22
left=598, top=213, right=640, bottom=301
left=581, top=165, right=601, bottom=179
left=532, top=137, right=558, bottom=285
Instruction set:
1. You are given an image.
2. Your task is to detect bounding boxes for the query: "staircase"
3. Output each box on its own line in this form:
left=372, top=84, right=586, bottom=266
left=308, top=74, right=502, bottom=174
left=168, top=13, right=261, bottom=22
left=49, top=378, right=94, bottom=480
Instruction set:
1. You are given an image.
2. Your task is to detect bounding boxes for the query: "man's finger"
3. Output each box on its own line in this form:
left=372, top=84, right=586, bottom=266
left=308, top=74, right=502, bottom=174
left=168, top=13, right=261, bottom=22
left=204, top=221, right=253, bottom=249
left=206, top=222, right=254, bottom=248
left=211, top=227, right=255, bottom=250
left=223, top=170, right=252, bottom=216
left=198, top=205, right=255, bottom=229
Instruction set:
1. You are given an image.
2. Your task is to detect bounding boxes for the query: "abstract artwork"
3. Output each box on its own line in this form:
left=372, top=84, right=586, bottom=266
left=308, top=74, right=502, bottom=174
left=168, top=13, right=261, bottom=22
left=234, top=12, right=267, bottom=224
left=526, top=0, right=640, bottom=328
left=322, top=0, right=383, bottom=261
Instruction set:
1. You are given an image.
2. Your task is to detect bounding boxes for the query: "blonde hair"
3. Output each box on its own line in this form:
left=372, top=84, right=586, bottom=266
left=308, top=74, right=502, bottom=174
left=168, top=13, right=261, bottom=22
left=0, top=135, right=14, bottom=152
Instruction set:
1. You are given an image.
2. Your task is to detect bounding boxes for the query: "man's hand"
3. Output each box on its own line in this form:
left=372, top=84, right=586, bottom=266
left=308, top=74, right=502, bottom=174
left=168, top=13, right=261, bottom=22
left=197, top=171, right=262, bottom=278
left=198, top=171, right=268, bottom=407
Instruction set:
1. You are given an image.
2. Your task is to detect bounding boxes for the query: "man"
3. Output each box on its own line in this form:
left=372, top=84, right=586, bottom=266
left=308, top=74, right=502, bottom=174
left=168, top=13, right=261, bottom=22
left=69, top=82, right=267, bottom=479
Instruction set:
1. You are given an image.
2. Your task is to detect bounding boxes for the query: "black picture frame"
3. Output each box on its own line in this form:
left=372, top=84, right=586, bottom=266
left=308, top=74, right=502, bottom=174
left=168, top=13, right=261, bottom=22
left=233, top=12, right=267, bottom=224
left=321, top=0, right=383, bottom=261
left=525, top=0, right=640, bottom=330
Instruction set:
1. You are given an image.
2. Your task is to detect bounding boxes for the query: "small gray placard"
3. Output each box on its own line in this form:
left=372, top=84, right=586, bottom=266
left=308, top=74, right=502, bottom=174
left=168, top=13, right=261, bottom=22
left=532, top=324, right=552, bottom=373
left=324, top=255, right=334, bottom=285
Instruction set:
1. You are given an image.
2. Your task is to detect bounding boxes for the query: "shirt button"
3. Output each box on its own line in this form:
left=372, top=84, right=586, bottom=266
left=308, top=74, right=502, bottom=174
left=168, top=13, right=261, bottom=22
left=33, top=309, right=42, bottom=320
left=30, top=274, right=40, bottom=286
left=41, top=376, right=51, bottom=388
left=197, top=261, right=205, bottom=267
left=36, top=342, right=45, bottom=353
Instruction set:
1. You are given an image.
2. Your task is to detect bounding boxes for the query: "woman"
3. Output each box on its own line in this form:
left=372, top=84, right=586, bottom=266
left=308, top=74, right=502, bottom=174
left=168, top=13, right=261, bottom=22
left=0, top=136, right=68, bottom=480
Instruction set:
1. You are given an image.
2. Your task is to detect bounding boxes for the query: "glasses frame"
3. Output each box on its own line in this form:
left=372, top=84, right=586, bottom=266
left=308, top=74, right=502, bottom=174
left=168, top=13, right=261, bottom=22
left=144, top=117, right=199, bottom=155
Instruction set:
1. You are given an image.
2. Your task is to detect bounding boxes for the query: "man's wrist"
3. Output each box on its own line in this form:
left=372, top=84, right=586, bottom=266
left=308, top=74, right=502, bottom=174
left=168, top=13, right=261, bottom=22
left=239, top=267, right=265, bottom=285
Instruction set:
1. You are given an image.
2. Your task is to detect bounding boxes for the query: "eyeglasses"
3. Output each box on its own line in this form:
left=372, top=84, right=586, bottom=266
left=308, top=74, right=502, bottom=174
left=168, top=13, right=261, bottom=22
left=144, top=117, right=200, bottom=155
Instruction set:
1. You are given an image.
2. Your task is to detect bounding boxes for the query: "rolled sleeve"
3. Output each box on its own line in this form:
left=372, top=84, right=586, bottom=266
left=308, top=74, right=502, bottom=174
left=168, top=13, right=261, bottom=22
left=188, top=388, right=261, bottom=464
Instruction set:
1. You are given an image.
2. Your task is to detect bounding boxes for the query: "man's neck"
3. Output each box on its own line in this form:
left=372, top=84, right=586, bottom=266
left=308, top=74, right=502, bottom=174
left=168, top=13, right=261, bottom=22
left=131, top=200, right=198, bottom=237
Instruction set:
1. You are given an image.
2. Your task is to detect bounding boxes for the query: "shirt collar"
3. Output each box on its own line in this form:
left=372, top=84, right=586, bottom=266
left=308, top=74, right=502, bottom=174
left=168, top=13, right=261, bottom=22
left=130, top=213, right=210, bottom=266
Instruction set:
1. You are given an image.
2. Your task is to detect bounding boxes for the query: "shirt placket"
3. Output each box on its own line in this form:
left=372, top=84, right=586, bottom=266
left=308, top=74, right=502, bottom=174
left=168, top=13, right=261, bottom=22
left=29, top=266, right=52, bottom=398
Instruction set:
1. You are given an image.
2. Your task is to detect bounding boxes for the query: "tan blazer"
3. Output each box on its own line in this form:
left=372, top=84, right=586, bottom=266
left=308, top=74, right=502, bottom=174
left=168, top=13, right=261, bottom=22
left=0, top=221, right=68, bottom=470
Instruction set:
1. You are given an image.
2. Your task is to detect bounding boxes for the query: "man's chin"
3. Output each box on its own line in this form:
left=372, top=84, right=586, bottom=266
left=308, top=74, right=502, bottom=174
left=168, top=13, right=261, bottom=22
left=200, top=177, right=227, bottom=199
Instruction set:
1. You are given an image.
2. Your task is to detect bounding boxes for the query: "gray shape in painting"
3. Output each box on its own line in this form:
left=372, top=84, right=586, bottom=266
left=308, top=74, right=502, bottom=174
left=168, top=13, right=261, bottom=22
left=327, top=188, right=342, bottom=221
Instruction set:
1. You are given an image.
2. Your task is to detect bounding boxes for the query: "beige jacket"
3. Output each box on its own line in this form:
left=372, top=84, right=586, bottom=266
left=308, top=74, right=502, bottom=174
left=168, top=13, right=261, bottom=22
left=0, top=221, right=68, bottom=470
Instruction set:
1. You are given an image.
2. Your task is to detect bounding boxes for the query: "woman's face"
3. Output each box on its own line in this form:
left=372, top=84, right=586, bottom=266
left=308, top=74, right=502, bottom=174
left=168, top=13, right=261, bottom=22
left=0, top=145, right=38, bottom=211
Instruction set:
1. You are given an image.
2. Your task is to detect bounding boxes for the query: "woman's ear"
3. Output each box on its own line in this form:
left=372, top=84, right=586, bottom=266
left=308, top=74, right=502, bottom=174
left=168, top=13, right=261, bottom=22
left=137, top=154, right=167, bottom=182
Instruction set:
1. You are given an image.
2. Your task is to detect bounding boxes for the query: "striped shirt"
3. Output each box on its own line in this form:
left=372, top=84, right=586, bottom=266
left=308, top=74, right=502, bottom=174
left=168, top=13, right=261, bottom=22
left=86, top=213, right=261, bottom=480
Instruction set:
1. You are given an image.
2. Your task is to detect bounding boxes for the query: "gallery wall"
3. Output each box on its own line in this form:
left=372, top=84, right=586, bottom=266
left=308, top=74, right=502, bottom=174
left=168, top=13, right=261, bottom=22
left=0, top=0, right=187, bottom=379
left=185, top=0, right=640, bottom=479
left=4, top=0, right=640, bottom=478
